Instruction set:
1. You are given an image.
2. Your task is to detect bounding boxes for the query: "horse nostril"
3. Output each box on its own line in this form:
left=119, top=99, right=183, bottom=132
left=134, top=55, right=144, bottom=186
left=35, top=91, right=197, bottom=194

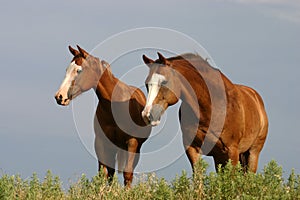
left=55, top=94, right=63, bottom=101
left=55, top=93, right=64, bottom=105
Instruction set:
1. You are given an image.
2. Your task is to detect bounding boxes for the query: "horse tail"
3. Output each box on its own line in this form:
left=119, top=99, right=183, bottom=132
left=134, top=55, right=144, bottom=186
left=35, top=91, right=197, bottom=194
left=116, top=150, right=127, bottom=173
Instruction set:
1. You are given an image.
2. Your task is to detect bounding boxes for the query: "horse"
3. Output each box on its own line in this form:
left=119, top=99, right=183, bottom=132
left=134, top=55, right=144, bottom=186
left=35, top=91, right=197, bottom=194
left=141, top=52, right=268, bottom=173
left=54, top=45, right=151, bottom=187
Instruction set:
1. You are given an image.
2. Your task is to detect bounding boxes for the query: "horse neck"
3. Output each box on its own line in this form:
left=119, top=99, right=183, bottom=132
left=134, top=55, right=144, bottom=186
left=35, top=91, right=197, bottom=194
left=95, top=66, right=132, bottom=103
left=95, top=67, right=119, bottom=101
left=179, top=72, right=211, bottom=120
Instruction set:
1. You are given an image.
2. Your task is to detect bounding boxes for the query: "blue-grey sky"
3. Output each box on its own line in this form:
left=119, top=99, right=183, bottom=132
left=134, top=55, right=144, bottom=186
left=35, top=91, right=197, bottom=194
left=0, top=0, right=299, bottom=186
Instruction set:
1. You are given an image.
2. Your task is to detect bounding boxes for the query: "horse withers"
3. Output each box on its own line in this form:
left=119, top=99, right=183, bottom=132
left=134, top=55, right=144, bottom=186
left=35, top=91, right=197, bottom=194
left=55, top=46, right=151, bottom=187
left=142, top=52, right=268, bottom=173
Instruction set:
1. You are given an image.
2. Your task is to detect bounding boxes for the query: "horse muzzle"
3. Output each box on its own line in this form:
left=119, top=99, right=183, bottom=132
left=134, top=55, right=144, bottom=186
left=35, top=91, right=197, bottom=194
left=142, top=105, right=164, bottom=126
left=54, top=93, right=70, bottom=106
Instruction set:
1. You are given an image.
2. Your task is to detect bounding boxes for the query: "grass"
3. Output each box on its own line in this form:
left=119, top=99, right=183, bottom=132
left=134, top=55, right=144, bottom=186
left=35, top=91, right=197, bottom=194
left=1, top=160, right=299, bottom=199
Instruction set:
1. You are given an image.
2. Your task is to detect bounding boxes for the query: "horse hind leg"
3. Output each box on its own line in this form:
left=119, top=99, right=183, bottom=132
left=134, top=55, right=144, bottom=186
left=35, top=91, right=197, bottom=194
left=98, top=161, right=115, bottom=183
left=239, top=150, right=250, bottom=172
left=94, top=136, right=117, bottom=184
left=247, top=131, right=267, bottom=173
left=243, top=141, right=265, bottom=173
left=247, top=150, right=261, bottom=173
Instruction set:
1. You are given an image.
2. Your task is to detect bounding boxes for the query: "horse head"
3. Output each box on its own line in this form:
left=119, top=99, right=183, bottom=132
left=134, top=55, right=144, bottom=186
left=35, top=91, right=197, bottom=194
left=55, top=45, right=101, bottom=105
left=141, top=52, right=181, bottom=126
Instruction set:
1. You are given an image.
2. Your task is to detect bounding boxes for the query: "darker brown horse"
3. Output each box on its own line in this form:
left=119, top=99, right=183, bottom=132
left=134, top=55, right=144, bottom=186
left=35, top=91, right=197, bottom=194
left=55, top=46, right=151, bottom=187
left=142, top=52, right=268, bottom=173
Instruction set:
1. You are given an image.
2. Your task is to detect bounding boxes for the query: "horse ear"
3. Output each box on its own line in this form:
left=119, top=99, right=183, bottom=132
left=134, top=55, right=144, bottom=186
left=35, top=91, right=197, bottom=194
left=101, top=60, right=110, bottom=68
left=77, top=45, right=89, bottom=58
left=142, top=55, right=154, bottom=65
left=157, top=52, right=168, bottom=65
left=69, top=46, right=80, bottom=56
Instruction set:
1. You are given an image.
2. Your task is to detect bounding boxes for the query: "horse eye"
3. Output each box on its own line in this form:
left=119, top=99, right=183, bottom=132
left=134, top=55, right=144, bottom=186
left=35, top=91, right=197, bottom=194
left=161, top=80, right=168, bottom=85
left=77, top=68, right=83, bottom=74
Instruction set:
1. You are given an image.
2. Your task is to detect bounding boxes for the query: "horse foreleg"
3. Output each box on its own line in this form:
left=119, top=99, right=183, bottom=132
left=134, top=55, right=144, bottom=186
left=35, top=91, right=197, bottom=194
left=123, top=138, right=140, bottom=188
left=213, top=146, right=239, bottom=171
left=98, top=161, right=115, bottom=182
left=212, top=147, right=239, bottom=172
left=213, top=156, right=227, bottom=171
left=185, top=145, right=201, bottom=172
left=228, top=146, right=239, bottom=166
left=94, top=136, right=116, bottom=183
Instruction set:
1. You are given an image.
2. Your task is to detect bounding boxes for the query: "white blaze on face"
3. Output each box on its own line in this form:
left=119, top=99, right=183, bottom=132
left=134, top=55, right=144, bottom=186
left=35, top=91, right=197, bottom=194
left=56, top=61, right=82, bottom=103
left=142, top=73, right=166, bottom=118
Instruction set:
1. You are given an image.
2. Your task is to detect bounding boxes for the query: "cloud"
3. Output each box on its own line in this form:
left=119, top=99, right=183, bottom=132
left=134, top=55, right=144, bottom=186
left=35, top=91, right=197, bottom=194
left=218, top=0, right=300, bottom=23
left=271, top=9, right=300, bottom=23
left=223, top=0, right=300, bottom=6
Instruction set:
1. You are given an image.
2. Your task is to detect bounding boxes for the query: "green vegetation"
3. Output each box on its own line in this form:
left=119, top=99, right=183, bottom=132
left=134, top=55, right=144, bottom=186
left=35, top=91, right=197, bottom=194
left=1, top=160, right=299, bottom=199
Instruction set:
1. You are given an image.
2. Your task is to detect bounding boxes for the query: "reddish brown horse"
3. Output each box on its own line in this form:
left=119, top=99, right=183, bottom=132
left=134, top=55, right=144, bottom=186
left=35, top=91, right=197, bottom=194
left=142, top=52, right=268, bottom=173
left=55, top=46, right=151, bottom=187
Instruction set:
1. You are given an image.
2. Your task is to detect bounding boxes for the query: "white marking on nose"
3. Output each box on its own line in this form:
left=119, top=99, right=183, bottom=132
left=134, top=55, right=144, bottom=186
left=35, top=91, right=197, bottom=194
left=56, top=61, right=82, bottom=100
left=143, top=73, right=166, bottom=116
left=141, top=105, right=152, bottom=118
left=151, top=120, right=160, bottom=126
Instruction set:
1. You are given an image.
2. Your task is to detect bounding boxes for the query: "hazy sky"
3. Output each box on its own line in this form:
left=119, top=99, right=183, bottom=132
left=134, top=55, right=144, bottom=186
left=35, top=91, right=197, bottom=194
left=0, top=0, right=299, bottom=186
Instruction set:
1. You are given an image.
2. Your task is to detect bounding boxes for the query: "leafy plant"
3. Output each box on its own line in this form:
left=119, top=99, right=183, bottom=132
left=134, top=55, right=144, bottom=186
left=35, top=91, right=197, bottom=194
left=0, top=160, right=299, bottom=199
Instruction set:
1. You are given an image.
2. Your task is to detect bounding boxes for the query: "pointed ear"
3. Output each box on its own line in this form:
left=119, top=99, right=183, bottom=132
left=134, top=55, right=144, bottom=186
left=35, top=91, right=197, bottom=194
left=69, top=45, right=80, bottom=56
left=142, top=54, right=154, bottom=65
left=157, top=52, right=169, bottom=65
left=101, top=60, right=110, bottom=68
left=77, top=45, right=89, bottom=58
